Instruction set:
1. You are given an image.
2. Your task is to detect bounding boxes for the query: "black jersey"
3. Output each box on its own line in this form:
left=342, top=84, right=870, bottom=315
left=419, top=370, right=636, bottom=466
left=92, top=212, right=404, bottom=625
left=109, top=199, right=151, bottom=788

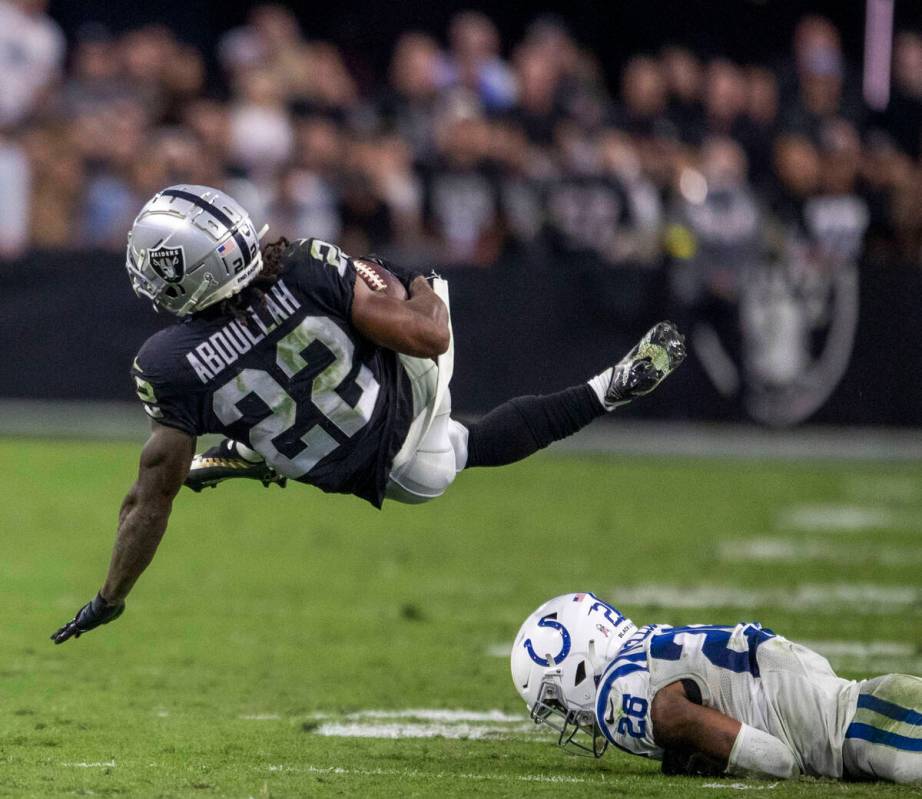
left=131, top=238, right=414, bottom=507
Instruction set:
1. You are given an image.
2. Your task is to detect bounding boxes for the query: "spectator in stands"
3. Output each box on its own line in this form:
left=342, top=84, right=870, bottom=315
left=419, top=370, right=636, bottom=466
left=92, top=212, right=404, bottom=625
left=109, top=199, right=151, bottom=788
left=22, top=125, right=83, bottom=248
left=78, top=98, right=149, bottom=248
left=228, top=66, right=294, bottom=180
left=743, top=66, right=780, bottom=186
left=424, top=97, right=503, bottom=266
left=699, top=61, right=749, bottom=141
left=117, top=26, right=181, bottom=122
left=545, top=123, right=662, bottom=267
left=444, top=11, right=516, bottom=112
left=219, top=4, right=305, bottom=87
left=783, top=15, right=862, bottom=136
left=0, top=5, right=919, bottom=277
left=661, top=46, right=704, bottom=143
left=380, top=33, right=444, bottom=163
left=183, top=99, right=231, bottom=164
left=358, top=133, right=423, bottom=251
left=814, top=119, right=869, bottom=262
left=336, top=133, right=422, bottom=256
left=0, top=0, right=64, bottom=128
left=877, top=32, right=922, bottom=158
left=59, top=24, right=127, bottom=119
left=491, top=118, right=548, bottom=249
left=770, top=133, right=822, bottom=231
left=860, top=132, right=915, bottom=260
left=268, top=165, right=341, bottom=245
left=618, top=55, right=671, bottom=141
left=598, top=129, right=662, bottom=266
left=523, top=16, right=611, bottom=131
left=0, top=134, right=30, bottom=257
left=509, top=42, right=565, bottom=146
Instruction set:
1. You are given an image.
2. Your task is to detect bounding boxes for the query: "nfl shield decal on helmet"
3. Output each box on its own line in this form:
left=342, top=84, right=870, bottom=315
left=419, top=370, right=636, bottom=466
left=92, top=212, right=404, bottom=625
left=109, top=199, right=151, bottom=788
left=148, top=245, right=186, bottom=283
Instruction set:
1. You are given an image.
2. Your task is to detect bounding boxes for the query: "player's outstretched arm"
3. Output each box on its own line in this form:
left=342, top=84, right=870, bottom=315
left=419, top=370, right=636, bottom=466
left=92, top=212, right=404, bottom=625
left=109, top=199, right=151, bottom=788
left=351, top=272, right=449, bottom=358
left=651, top=681, right=799, bottom=779
left=50, top=423, right=194, bottom=644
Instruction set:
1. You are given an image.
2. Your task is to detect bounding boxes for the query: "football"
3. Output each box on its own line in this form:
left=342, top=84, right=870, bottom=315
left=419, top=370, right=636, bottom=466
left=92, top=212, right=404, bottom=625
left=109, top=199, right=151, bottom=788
left=354, top=258, right=408, bottom=301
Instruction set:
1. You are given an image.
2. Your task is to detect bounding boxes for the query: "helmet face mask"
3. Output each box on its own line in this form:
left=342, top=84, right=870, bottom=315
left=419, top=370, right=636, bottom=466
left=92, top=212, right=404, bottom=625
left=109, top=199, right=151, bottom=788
left=530, top=678, right=608, bottom=758
left=511, top=593, right=637, bottom=760
left=125, top=184, right=268, bottom=316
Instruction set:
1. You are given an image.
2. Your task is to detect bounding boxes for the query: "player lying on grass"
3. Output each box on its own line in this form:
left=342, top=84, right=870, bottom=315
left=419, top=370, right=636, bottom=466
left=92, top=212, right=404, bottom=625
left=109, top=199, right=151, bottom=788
left=512, top=593, right=922, bottom=784
left=50, top=185, right=685, bottom=644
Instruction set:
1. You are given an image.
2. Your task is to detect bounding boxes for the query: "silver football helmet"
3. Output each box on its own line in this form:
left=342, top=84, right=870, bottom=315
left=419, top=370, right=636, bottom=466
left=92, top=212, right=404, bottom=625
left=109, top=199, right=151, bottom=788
left=510, top=592, right=637, bottom=757
left=125, top=184, right=268, bottom=316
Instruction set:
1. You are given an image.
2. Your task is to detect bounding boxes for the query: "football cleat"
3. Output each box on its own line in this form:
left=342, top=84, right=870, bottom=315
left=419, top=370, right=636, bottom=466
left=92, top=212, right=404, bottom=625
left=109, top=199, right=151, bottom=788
left=184, top=439, right=287, bottom=492
left=605, top=321, right=686, bottom=408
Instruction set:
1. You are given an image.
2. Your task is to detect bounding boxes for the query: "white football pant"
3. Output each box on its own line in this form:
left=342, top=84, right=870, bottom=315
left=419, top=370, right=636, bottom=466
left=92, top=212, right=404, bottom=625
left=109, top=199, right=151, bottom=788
left=843, top=674, right=922, bottom=784
left=386, top=279, right=469, bottom=504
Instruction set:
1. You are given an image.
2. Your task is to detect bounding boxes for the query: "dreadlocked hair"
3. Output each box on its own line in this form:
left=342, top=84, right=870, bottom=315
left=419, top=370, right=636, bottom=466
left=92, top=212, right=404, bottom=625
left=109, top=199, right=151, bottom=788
left=218, top=236, right=291, bottom=319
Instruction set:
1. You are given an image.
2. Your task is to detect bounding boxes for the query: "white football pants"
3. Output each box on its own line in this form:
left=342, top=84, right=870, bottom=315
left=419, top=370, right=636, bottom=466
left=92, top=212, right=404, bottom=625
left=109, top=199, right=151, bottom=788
left=843, top=674, right=922, bottom=784
left=386, top=278, right=469, bottom=504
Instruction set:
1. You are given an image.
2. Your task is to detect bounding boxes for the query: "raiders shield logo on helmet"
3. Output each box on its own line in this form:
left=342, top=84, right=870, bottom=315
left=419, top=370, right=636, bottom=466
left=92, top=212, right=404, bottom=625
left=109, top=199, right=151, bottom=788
left=148, top=246, right=186, bottom=283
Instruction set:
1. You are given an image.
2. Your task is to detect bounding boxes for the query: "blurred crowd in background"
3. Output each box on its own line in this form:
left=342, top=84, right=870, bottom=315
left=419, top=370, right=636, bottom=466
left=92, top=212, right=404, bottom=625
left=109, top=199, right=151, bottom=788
left=1, top=0, right=922, bottom=272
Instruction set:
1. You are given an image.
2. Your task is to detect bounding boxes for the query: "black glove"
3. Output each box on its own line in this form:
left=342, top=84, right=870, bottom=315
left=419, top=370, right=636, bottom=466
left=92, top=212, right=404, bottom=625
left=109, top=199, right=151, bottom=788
left=50, top=592, right=126, bottom=645
left=362, top=254, right=422, bottom=293
left=661, top=748, right=726, bottom=777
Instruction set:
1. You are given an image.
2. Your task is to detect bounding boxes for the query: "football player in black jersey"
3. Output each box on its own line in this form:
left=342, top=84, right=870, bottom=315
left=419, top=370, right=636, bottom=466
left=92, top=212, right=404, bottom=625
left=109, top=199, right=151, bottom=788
left=51, top=185, right=684, bottom=644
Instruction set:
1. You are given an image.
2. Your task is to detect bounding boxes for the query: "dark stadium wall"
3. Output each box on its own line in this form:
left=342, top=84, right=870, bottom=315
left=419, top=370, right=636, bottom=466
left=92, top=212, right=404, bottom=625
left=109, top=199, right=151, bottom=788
left=3, top=252, right=922, bottom=426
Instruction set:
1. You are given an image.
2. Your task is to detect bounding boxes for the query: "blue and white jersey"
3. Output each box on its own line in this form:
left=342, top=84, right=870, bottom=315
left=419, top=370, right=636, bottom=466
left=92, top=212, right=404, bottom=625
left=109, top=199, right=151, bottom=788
left=594, top=623, right=665, bottom=759
left=594, top=622, right=860, bottom=777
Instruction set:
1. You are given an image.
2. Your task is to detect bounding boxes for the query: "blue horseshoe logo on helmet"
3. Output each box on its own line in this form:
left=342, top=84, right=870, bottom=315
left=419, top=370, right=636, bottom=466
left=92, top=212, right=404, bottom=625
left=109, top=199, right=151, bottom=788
left=524, top=615, right=572, bottom=666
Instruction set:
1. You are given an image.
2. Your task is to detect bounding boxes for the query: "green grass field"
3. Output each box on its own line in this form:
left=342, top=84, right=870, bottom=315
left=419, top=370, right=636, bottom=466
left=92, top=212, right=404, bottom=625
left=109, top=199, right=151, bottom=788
left=2, top=437, right=922, bottom=798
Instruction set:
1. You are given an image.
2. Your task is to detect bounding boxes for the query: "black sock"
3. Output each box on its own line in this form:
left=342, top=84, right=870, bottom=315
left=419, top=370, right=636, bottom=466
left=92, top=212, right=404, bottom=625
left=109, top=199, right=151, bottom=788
left=464, top=384, right=605, bottom=468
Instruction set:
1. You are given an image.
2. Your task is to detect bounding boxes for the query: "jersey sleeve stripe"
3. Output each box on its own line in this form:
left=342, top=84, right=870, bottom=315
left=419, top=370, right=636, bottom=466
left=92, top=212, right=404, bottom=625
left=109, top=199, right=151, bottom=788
left=845, top=722, right=922, bottom=751
left=856, top=694, right=922, bottom=726
left=602, top=661, right=648, bottom=683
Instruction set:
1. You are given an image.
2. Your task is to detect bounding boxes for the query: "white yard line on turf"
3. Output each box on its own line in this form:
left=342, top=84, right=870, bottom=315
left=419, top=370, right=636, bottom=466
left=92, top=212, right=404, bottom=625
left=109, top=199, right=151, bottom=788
left=800, top=640, right=922, bottom=674
left=842, top=475, right=920, bottom=503
left=613, top=583, right=918, bottom=612
left=349, top=708, right=524, bottom=722
left=312, top=721, right=538, bottom=739
left=776, top=504, right=914, bottom=532
left=61, top=761, right=116, bottom=768
left=240, top=707, right=543, bottom=740
left=265, top=764, right=607, bottom=785
left=718, top=537, right=922, bottom=566
left=701, top=783, right=778, bottom=791
left=240, top=709, right=530, bottom=723
left=802, top=640, right=915, bottom=658
left=300, top=708, right=539, bottom=740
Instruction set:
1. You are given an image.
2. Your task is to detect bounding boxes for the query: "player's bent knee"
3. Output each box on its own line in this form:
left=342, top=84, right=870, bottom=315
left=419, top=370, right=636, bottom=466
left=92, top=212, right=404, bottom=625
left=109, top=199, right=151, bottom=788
left=386, top=448, right=459, bottom=504
left=448, top=420, right=469, bottom=471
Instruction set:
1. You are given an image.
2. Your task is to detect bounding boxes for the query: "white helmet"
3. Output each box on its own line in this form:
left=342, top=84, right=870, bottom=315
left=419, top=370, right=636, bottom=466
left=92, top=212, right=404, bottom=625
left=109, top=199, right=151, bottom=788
left=125, top=184, right=268, bottom=316
left=510, top=592, right=636, bottom=757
